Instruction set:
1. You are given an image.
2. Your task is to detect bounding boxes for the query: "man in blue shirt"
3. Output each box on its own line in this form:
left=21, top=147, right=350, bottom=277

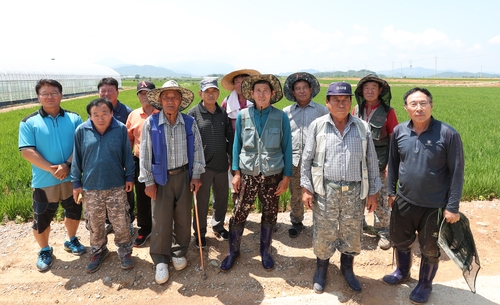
left=71, top=98, right=135, bottom=273
left=97, top=77, right=134, bottom=235
left=18, top=79, right=86, bottom=272
left=220, top=74, right=292, bottom=272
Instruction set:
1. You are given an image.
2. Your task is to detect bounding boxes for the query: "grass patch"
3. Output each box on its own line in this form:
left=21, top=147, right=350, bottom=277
left=2, top=78, right=499, bottom=222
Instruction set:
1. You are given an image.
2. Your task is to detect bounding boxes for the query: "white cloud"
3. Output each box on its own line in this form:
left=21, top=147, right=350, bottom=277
left=380, top=25, right=462, bottom=51
left=488, top=35, right=500, bottom=44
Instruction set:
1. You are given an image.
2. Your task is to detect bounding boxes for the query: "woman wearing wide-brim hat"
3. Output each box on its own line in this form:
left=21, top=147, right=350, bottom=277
left=220, top=74, right=292, bottom=272
left=221, top=69, right=261, bottom=203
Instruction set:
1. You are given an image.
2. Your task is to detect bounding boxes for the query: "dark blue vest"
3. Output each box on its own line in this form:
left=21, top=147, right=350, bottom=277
left=150, top=112, right=195, bottom=186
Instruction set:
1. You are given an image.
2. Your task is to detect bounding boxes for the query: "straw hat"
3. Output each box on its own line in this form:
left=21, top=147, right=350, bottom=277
left=241, top=74, right=283, bottom=104
left=147, top=80, right=194, bottom=111
left=283, top=72, right=320, bottom=102
left=221, top=68, right=261, bottom=91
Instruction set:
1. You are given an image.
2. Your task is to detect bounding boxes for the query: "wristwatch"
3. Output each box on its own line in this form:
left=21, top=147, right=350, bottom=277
left=64, top=161, right=72, bottom=167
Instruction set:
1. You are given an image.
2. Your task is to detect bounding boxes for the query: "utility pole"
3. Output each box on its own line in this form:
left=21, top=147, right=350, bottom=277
left=410, top=60, right=412, bottom=78
left=400, top=62, right=403, bottom=78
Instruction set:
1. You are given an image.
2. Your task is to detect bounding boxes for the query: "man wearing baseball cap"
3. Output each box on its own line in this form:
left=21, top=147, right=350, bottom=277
left=283, top=72, right=328, bottom=238
left=125, top=81, right=159, bottom=247
left=187, top=78, right=233, bottom=248
left=301, top=82, right=381, bottom=293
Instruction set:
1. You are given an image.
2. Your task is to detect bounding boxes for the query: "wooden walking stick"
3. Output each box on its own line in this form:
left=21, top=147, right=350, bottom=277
left=193, top=192, right=207, bottom=280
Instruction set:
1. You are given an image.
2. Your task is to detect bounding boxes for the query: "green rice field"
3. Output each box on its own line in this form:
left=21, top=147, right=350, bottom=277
left=1, top=78, right=498, bottom=222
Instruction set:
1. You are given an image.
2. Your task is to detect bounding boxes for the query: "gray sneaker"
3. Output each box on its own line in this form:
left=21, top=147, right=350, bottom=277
left=378, top=233, right=391, bottom=250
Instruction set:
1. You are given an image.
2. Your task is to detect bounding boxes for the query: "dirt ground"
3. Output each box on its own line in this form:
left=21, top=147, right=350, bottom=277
left=0, top=200, right=498, bottom=305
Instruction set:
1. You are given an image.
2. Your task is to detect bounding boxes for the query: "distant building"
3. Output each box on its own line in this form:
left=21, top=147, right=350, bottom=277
left=0, top=61, right=121, bottom=107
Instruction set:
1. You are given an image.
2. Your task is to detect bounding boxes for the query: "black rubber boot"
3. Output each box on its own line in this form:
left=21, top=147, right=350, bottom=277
left=288, top=222, right=304, bottom=238
left=409, top=257, right=439, bottom=304
left=220, top=223, right=244, bottom=271
left=382, top=249, right=412, bottom=285
left=260, top=224, right=274, bottom=270
left=340, top=253, right=361, bottom=292
left=313, top=257, right=329, bottom=293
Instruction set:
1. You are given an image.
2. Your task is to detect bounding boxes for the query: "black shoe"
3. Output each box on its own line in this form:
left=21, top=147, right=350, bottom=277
left=133, top=233, right=151, bottom=247
left=214, top=228, right=229, bottom=241
left=288, top=222, right=304, bottom=238
left=195, top=236, right=207, bottom=249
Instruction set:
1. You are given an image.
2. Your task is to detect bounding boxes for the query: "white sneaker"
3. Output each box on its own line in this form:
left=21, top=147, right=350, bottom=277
left=172, top=256, right=187, bottom=271
left=155, top=263, right=169, bottom=284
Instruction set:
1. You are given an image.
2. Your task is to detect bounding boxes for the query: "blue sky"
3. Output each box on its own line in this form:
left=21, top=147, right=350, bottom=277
left=3, top=0, right=499, bottom=74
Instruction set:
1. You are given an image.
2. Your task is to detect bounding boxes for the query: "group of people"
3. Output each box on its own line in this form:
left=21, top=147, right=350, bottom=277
left=19, top=69, right=464, bottom=304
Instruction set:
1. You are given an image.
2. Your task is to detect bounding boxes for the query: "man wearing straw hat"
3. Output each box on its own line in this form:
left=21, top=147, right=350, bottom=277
left=139, top=80, right=206, bottom=285
left=221, top=69, right=261, bottom=203
left=220, top=74, right=292, bottom=272
left=353, top=74, right=398, bottom=250
left=283, top=72, right=328, bottom=238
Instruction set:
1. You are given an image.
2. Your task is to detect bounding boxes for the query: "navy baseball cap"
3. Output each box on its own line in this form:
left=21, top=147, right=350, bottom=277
left=326, top=82, right=353, bottom=96
left=136, top=81, right=155, bottom=94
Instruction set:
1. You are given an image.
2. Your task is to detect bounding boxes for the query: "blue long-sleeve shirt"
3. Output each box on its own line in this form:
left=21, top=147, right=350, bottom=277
left=71, top=118, right=135, bottom=190
left=232, top=106, right=293, bottom=177
left=387, top=117, right=464, bottom=212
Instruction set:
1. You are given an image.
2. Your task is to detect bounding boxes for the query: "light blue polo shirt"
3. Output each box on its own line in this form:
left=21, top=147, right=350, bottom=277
left=18, top=107, right=82, bottom=188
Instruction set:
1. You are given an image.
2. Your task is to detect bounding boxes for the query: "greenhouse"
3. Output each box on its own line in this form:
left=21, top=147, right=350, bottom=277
left=0, top=60, right=121, bottom=107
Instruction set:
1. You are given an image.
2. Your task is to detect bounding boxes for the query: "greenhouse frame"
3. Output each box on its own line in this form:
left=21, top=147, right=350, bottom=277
left=0, top=61, right=121, bottom=107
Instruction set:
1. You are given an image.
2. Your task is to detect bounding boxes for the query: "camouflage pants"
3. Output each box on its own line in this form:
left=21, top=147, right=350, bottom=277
left=230, top=173, right=282, bottom=227
left=373, top=171, right=390, bottom=232
left=289, top=163, right=304, bottom=224
left=312, top=181, right=364, bottom=260
left=83, top=187, right=133, bottom=257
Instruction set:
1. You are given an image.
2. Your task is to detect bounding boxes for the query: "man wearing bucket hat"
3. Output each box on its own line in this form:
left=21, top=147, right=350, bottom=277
left=283, top=72, right=328, bottom=238
left=383, top=87, right=464, bottom=304
left=353, top=74, right=399, bottom=250
left=220, top=74, right=292, bottom=272
left=187, top=78, right=233, bottom=248
left=139, top=80, right=206, bottom=284
left=126, top=81, right=159, bottom=247
left=301, top=82, right=381, bottom=293
left=221, top=69, right=261, bottom=203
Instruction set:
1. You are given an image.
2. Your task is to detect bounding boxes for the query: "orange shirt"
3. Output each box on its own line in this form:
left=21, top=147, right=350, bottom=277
left=126, top=107, right=159, bottom=157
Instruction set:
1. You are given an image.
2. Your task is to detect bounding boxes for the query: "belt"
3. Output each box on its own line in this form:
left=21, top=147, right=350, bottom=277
left=326, top=180, right=359, bottom=192
left=168, top=164, right=188, bottom=176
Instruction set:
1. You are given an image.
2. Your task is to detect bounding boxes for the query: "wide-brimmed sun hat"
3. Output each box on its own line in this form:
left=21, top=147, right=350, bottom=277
left=354, top=74, right=392, bottom=107
left=221, top=68, right=261, bottom=91
left=283, top=72, right=320, bottom=102
left=147, top=80, right=194, bottom=111
left=241, top=74, right=283, bottom=104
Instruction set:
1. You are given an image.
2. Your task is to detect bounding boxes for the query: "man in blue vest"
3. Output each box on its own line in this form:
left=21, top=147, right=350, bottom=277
left=139, top=80, right=205, bottom=285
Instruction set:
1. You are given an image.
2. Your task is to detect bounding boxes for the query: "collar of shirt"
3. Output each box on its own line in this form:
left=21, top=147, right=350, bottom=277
left=291, top=100, right=315, bottom=111
left=199, top=101, right=222, bottom=114
left=158, top=111, right=185, bottom=127
left=39, top=107, right=65, bottom=118
left=407, top=116, right=435, bottom=131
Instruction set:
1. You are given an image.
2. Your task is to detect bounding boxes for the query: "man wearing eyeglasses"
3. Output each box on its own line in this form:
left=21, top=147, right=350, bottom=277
left=301, top=82, right=381, bottom=293
left=18, top=79, right=86, bottom=272
left=383, top=87, right=464, bottom=304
